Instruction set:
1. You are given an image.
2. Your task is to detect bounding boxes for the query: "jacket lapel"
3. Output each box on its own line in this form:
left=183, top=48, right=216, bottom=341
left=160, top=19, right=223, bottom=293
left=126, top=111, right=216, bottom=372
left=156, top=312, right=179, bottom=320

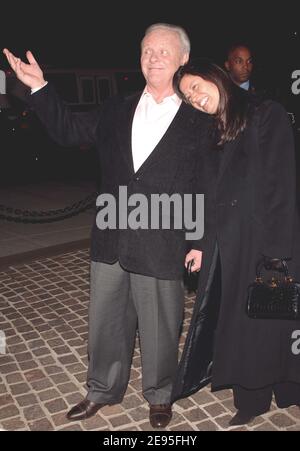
left=117, top=97, right=200, bottom=178
left=116, top=92, right=142, bottom=176
left=134, top=102, right=196, bottom=176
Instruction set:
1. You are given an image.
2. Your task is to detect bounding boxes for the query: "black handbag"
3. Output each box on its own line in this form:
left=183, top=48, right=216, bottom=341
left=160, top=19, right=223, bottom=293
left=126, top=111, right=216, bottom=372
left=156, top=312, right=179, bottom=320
left=246, top=257, right=300, bottom=320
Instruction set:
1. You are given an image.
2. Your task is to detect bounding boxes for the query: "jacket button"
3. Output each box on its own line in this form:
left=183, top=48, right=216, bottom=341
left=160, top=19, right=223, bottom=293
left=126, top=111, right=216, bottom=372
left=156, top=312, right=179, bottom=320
left=231, top=199, right=238, bottom=207
left=134, top=176, right=140, bottom=181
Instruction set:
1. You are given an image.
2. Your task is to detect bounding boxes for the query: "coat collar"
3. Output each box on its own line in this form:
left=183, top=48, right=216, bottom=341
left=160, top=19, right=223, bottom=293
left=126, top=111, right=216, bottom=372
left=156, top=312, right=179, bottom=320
left=217, top=132, right=244, bottom=185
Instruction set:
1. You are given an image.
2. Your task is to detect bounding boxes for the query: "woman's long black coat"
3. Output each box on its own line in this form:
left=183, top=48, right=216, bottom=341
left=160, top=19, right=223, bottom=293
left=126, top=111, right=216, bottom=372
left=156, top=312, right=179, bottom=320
left=172, top=99, right=300, bottom=401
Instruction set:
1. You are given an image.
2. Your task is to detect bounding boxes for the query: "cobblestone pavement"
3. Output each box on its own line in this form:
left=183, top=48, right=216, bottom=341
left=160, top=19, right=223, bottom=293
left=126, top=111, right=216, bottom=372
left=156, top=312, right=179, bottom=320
left=0, top=249, right=299, bottom=432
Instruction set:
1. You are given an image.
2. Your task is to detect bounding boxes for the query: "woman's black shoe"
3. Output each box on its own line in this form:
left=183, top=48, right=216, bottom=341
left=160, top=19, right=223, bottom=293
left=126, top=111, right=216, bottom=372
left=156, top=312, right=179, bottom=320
left=229, top=410, right=256, bottom=426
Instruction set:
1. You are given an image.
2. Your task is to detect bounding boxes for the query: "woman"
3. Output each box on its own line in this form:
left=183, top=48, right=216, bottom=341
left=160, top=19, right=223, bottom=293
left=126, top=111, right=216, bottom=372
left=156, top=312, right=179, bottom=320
left=171, top=59, right=300, bottom=426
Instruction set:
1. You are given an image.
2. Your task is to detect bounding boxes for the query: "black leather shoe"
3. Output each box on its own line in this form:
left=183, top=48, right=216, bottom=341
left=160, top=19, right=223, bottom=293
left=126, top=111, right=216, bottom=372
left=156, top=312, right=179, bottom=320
left=149, top=404, right=172, bottom=428
left=66, top=399, right=106, bottom=421
left=229, top=410, right=256, bottom=426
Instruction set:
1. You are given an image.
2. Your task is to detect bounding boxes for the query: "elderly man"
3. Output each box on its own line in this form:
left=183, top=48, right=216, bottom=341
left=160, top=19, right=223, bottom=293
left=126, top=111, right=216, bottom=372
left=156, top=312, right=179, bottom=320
left=3, top=23, right=207, bottom=428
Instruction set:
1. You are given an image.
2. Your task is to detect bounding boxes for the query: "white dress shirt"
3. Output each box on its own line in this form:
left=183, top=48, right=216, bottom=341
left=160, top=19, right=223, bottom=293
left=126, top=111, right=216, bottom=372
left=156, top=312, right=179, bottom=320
left=31, top=82, right=48, bottom=94
left=131, top=89, right=182, bottom=172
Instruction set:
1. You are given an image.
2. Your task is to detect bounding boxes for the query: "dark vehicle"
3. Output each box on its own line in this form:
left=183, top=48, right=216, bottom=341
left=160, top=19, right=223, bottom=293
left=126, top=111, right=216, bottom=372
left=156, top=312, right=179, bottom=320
left=0, top=67, right=144, bottom=185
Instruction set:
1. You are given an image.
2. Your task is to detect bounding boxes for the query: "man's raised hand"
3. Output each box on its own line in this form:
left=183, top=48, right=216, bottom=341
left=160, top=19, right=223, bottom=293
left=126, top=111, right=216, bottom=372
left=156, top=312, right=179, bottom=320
left=3, top=49, right=46, bottom=90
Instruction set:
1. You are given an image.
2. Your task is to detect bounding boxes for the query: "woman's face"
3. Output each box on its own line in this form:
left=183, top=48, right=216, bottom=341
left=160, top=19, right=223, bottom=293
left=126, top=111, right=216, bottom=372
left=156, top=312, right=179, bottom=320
left=179, top=74, right=220, bottom=114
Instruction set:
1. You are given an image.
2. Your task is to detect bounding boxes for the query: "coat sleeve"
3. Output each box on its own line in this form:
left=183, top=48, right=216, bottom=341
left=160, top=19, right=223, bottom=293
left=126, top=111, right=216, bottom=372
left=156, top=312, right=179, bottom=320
left=188, top=151, right=209, bottom=251
left=28, top=83, right=104, bottom=147
left=258, top=100, right=297, bottom=259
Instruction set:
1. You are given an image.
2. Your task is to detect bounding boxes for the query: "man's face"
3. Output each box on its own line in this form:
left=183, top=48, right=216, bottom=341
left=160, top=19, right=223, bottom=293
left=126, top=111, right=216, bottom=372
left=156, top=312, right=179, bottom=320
left=141, top=29, right=189, bottom=91
left=225, top=46, right=253, bottom=85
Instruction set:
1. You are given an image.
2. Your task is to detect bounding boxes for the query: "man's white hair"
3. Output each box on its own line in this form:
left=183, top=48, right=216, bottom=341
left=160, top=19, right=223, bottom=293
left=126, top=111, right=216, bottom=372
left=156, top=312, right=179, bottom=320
left=143, top=23, right=191, bottom=55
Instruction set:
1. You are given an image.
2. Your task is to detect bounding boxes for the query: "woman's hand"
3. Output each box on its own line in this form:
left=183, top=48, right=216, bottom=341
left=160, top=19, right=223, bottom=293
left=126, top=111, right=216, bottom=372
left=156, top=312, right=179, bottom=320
left=3, top=49, right=46, bottom=89
left=185, top=249, right=203, bottom=273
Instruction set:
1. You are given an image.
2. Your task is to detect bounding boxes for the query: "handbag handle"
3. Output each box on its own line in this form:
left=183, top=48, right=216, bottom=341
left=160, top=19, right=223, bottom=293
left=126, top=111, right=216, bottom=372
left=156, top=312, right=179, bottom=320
left=255, top=257, right=290, bottom=280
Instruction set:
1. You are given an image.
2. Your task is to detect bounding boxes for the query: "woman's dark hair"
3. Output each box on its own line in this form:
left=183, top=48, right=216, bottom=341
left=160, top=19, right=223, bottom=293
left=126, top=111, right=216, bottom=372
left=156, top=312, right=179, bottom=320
left=173, top=58, right=250, bottom=145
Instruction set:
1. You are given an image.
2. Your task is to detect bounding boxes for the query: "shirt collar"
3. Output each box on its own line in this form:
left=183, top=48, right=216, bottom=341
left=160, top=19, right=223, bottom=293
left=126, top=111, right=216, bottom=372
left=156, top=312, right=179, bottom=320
left=240, top=80, right=250, bottom=91
left=142, top=87, right=182, bottom=106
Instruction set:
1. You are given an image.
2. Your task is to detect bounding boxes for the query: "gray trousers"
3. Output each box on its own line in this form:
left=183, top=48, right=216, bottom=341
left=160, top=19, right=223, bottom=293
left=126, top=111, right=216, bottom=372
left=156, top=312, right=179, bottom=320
left=86, top=261, right=184, bottom=405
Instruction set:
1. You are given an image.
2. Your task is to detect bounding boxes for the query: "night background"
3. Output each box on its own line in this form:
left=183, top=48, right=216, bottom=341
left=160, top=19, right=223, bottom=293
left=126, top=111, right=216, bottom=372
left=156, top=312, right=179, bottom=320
left=0, top=2, right=299, bottom=185
left=0, top=4, right=300, bottom=432
left=1, top=4, right=299, bottom=70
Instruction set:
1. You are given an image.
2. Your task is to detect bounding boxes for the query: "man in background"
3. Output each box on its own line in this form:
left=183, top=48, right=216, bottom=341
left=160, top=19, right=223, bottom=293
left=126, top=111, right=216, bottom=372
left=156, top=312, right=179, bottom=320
left=224, top=43, right=254, bottom=91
